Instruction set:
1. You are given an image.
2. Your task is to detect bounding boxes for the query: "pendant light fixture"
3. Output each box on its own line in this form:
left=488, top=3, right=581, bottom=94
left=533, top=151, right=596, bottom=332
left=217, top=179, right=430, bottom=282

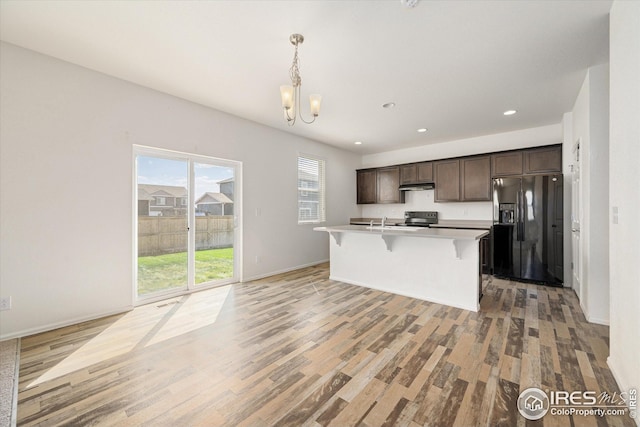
left=280, top=34, right=322, bottom=126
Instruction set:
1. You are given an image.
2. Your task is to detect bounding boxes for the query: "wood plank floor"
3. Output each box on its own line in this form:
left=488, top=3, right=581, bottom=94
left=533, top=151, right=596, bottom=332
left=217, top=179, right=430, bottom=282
left=17, top=264, right=634, bottom=426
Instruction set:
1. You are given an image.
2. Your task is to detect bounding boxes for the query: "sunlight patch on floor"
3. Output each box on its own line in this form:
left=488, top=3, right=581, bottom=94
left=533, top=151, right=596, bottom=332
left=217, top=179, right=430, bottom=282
left=27, top=285, right=232, bottom=389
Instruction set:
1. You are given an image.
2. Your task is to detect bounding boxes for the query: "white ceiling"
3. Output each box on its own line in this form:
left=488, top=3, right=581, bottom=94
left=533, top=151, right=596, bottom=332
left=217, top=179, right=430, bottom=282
left=0, top=0, right=612, bottom=154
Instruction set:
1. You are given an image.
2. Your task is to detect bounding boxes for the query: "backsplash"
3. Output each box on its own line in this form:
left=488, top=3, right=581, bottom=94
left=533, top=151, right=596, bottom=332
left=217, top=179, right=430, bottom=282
left=359, top=189, right=493, bottom=220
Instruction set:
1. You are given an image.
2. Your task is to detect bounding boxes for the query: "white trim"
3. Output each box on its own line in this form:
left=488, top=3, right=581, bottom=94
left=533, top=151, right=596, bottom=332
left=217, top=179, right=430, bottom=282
left=607, top=356, right=640, bottom=427
left=297, top=153, right=326, bottom=224
left=585, top=315, right=609, bottom=326
left=0, top=306, right=133, bottom=341
left=242, top=260, right=328, bottom=282
left=579, top=300, right=609, bottom=326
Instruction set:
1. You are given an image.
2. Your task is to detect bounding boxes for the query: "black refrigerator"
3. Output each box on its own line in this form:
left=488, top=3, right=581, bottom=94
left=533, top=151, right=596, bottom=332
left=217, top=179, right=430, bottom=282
left=492, top=175, right=564, bottom=286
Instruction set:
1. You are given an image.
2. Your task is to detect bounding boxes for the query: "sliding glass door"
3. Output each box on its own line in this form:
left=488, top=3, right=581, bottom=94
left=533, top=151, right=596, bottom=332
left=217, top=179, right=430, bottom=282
left=135, top=147, right=240, bottom=301
left=136, top=156, right=189, bottom=296
left=193, top=161, right=236, bottom=286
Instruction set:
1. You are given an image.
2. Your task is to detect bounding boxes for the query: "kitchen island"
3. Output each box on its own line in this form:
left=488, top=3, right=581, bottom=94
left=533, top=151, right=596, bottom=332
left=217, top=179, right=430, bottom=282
left=314, top=225, right=489, bottom=312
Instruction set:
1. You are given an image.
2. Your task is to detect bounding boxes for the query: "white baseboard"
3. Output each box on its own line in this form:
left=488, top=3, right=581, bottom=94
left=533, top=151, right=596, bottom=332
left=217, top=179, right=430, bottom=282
left=243, top=259, right=329, bottom=283
left=578, top=300, right=610, bottom=326
left=330, top=275, right=479, bottom=313
left=607, top=356, right=640, bottom=426
left=586, top=315, right=609, bottom=326
left=0, top=306, right=133, bottom=341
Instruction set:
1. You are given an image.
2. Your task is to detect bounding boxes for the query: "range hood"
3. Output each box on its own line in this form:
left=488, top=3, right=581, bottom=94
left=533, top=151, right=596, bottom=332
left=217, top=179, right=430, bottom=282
left=399, top=182, right=435, bottom=191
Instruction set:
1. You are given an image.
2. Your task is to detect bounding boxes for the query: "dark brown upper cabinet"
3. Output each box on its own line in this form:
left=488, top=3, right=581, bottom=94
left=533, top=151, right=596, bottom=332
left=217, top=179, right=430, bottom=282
left=524, top=146, right=562, bottom=174
left=356, top=169, right=377, bottom=204
left=357, top=144, right=560, bottom=205
left=417, top=162, right=433, bottom=182
left=491, top=151, right=523, bottom=177
left=400, top=161, right=433, bottom=185
left=435, top=156, right=491, bottom=202
left=400, top=164, right=417, bottom=184
left=461, top=156, right=491, bottom=201
left=434, top=159, right=461, bottom=202
left=376, top=167, right=405, bottom=204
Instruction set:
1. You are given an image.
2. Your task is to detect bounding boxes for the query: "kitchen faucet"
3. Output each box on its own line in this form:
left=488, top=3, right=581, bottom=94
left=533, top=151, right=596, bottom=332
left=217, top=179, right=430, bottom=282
left=381, top=216, right=387, bottom=227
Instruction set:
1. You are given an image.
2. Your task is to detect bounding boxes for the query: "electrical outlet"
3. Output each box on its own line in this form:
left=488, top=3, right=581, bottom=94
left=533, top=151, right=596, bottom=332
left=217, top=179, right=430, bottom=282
left=0, top=296, right=11, bottom=311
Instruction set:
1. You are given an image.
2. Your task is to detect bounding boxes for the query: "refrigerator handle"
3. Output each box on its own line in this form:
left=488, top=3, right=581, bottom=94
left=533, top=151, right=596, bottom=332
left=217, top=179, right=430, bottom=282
left=517, top=190, right=524, bottom=241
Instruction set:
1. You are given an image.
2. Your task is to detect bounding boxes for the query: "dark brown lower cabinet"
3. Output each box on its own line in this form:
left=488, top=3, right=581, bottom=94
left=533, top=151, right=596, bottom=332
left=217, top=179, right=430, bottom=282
left=479, top=234, right=491, bottom=301
left=481, top=235, right=491, bottom=274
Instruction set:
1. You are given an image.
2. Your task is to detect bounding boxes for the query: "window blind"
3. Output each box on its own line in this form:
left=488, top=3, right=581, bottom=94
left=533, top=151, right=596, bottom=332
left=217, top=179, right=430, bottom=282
left=297, top=155, right=326, bottom=223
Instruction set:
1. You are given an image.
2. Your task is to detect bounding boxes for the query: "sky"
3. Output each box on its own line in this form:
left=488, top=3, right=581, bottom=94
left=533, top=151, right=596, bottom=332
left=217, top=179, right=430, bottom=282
left=137, top=155, right=234, bottom=199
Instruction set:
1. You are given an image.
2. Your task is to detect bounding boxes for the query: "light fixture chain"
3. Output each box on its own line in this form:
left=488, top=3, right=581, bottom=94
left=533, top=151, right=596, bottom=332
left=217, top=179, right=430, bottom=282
left=289, top=44, right=301, bottom=87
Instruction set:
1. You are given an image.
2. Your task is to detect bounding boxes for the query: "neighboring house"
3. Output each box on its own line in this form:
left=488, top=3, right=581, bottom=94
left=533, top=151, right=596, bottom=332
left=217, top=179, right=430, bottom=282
left=195, top=192, right=233, bottom=216
left=137, top=184, right=188, bottom=216
left=298, top=169, right=320, bottom=221
left=218, top=177, right=234, bottom=201
left=137, top=188, right=154, bottom=216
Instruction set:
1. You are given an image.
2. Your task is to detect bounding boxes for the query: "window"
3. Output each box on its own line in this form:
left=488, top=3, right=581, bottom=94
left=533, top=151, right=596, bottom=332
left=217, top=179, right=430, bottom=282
left=297, top=155, right=325, bottom=223
left=156, top=196, right=166, bottom=206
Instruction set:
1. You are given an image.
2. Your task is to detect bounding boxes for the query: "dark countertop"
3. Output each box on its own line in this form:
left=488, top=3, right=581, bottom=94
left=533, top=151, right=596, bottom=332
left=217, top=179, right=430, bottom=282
left=430, top=220, right=493, bottom=230
left=351, top=218, right=493, bottom=229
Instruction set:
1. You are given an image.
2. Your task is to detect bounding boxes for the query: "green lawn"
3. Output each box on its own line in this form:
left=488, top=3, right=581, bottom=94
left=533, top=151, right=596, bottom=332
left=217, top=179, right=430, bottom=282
left=137, top=248, right=233, bottom=295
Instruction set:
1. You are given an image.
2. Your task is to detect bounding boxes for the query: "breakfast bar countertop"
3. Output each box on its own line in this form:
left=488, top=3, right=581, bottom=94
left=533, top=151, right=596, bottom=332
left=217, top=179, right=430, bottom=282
left=315, top=224, right=489, bottom=240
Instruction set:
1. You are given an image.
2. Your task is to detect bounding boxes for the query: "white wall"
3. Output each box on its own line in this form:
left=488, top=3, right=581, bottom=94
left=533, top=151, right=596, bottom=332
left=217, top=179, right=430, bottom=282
left=0, top=42, right=361, bottom=339
left=608, top=0, right=640, bottom=411
left=359, top=124, right=562, bottom=221
left=571, top=64, right=610, bottom=325
left=362, top=124, right=562, bottom=168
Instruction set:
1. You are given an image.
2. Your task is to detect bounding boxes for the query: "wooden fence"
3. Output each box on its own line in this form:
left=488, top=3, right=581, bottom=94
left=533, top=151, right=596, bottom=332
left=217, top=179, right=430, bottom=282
left=138, top=216, right=234, bottom=256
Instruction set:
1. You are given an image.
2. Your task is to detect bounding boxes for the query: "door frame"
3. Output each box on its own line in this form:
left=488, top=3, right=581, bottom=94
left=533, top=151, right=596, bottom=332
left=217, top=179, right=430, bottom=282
left=571, top=138, right=581, bottom=297
left=133, top=145, right=242, bottom=305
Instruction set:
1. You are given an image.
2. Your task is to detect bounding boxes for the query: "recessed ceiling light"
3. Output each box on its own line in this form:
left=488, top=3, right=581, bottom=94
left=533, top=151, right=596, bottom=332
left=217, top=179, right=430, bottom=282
left=503, top=110, right=517, bottom=116
left=382, top=102, right=396, bottom=109
left=417, top=128, right=428, bottom=133
left=354, top=141, right=363, bottom=145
